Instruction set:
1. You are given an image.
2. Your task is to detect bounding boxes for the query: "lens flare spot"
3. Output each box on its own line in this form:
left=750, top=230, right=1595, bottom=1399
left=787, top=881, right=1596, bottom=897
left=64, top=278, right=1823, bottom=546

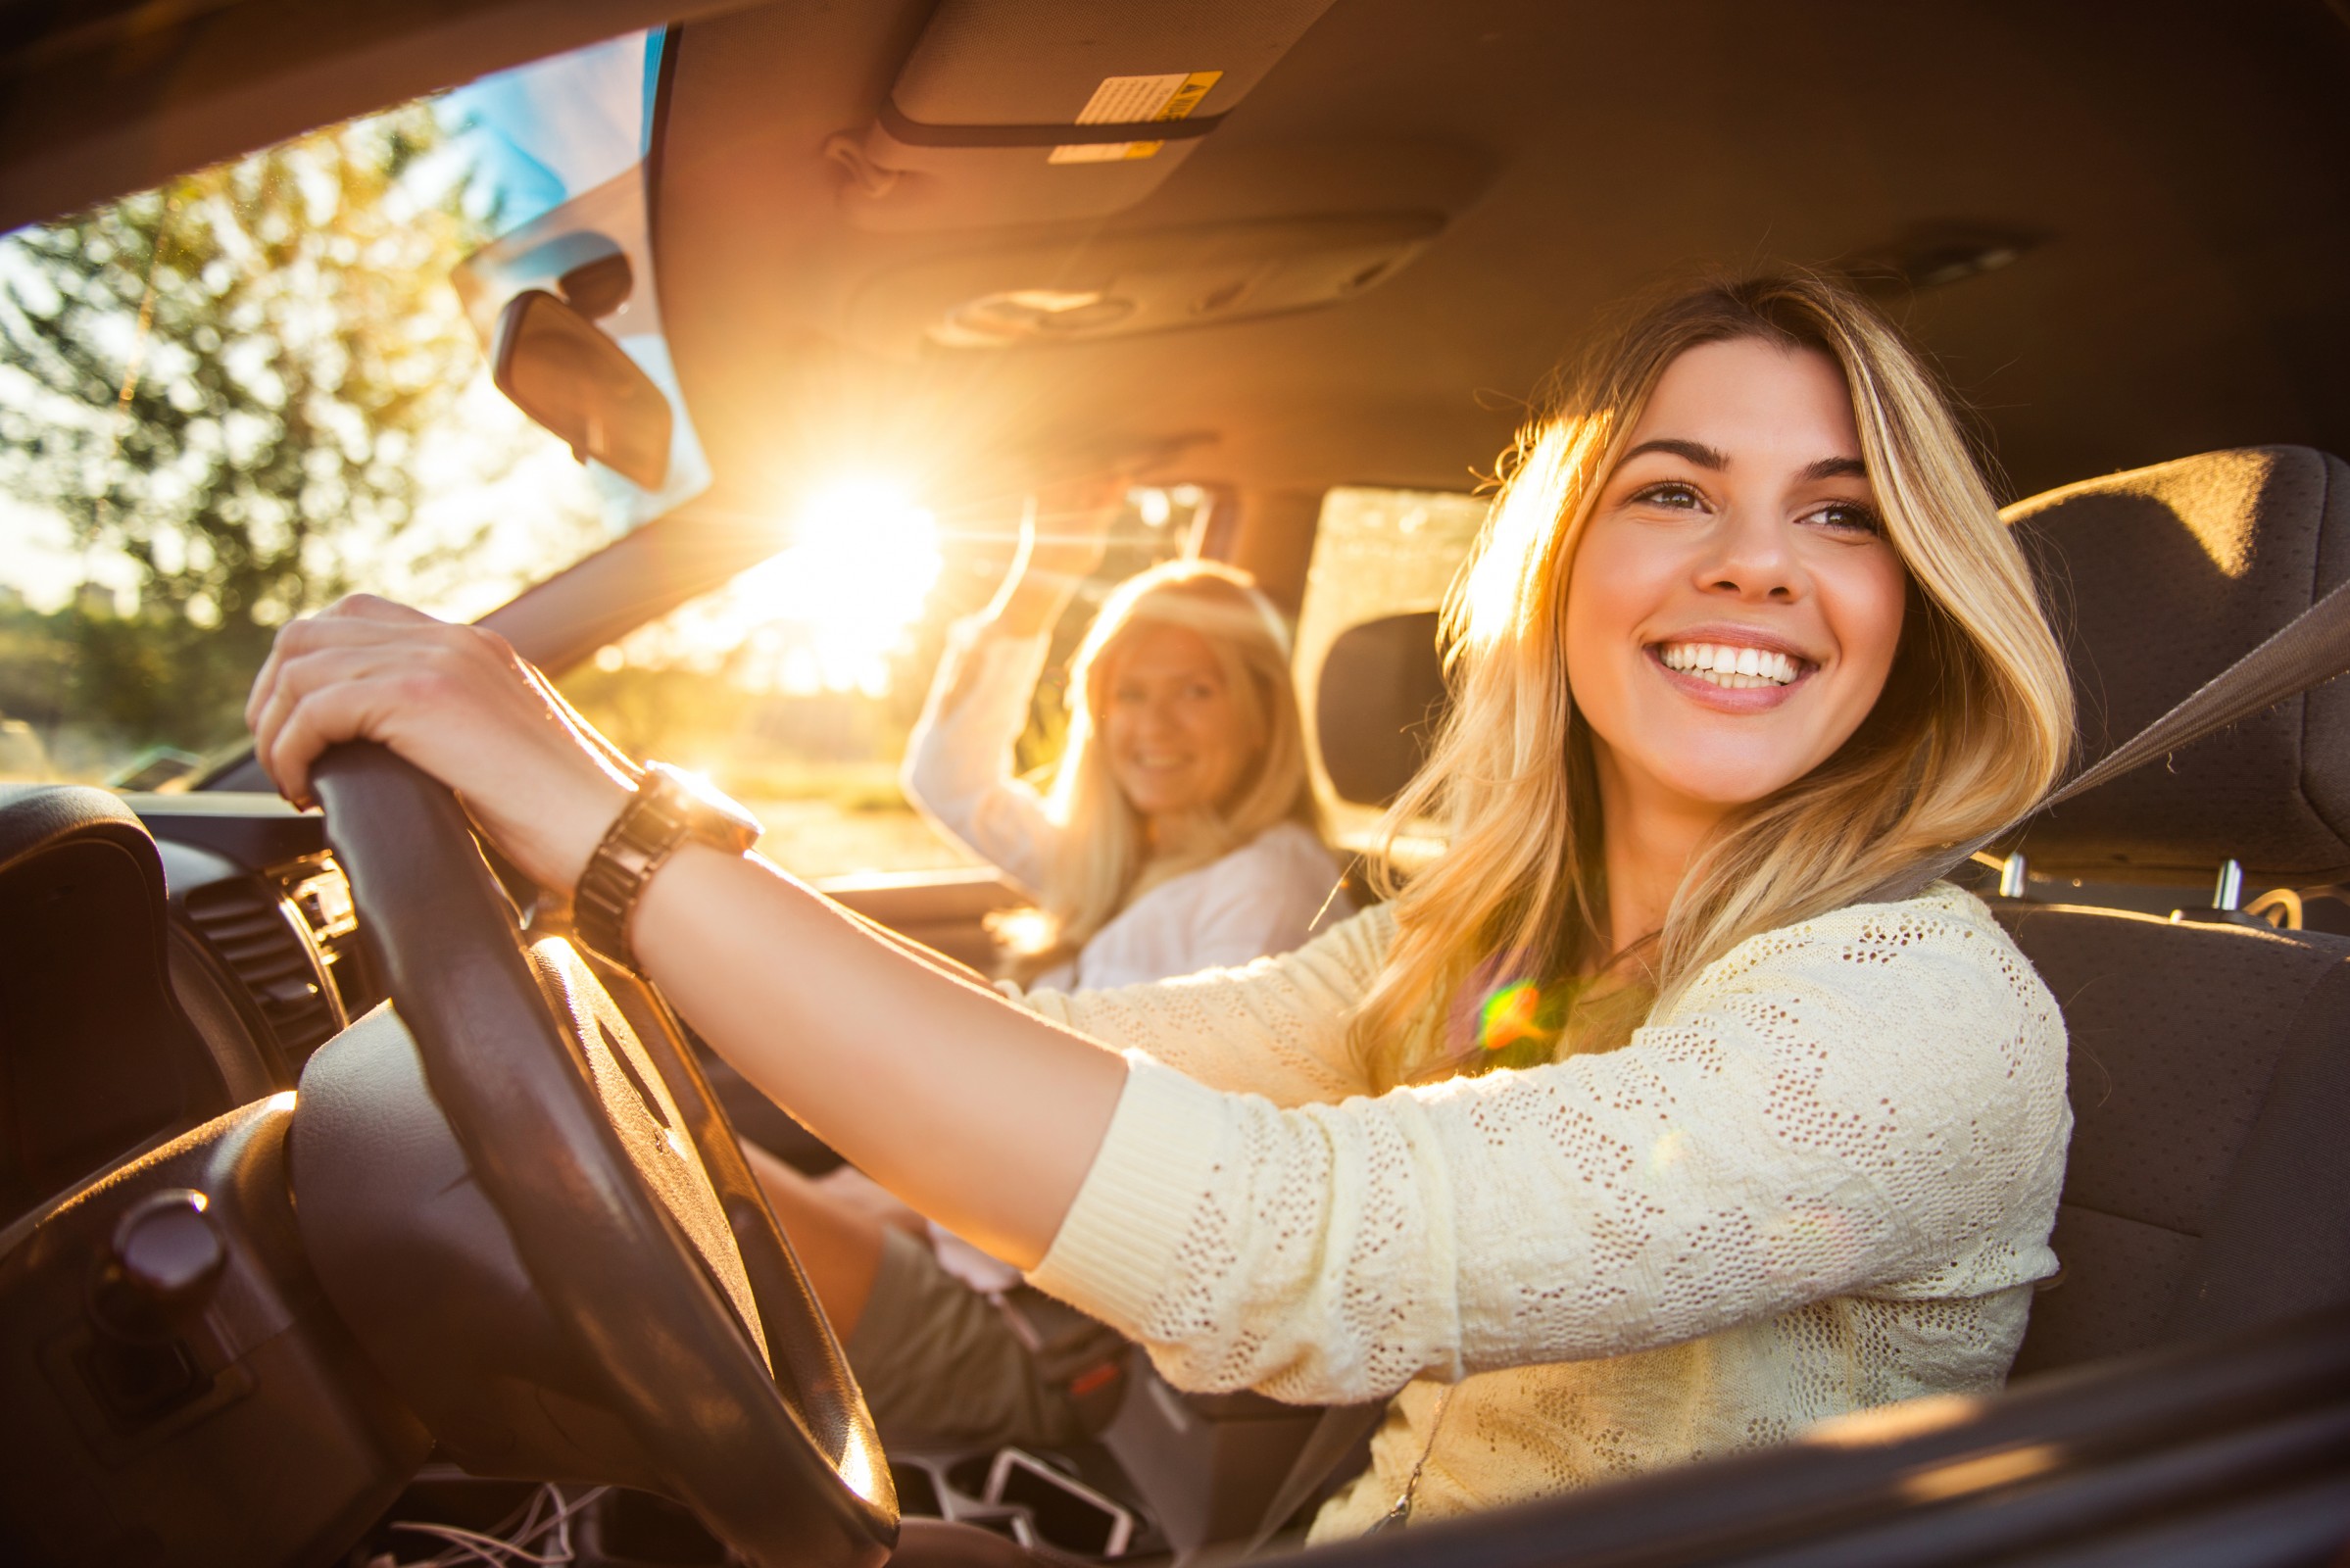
left=1479, top=979, right=1547, bottom=1054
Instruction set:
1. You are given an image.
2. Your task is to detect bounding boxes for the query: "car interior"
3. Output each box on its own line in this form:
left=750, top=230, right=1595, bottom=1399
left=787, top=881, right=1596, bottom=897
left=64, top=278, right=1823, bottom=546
left=2, top=2, right=2348, bottom=1566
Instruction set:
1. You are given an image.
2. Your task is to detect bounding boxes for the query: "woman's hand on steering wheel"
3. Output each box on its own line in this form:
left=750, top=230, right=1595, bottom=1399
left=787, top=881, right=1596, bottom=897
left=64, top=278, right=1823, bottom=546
left=245, top=594, right=629, bottom=895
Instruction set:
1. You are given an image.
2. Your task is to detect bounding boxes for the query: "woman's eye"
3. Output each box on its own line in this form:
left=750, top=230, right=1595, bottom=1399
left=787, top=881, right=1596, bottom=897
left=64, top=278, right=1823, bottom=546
left=1634, top=481, right=1704, bottom=510
left=1805, top=501, right=1885, bottom=535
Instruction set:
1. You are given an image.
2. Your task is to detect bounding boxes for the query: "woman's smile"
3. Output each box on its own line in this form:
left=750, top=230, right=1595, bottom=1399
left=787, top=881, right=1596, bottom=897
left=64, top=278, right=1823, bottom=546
left=1645, top=626, right=1819, bottom=710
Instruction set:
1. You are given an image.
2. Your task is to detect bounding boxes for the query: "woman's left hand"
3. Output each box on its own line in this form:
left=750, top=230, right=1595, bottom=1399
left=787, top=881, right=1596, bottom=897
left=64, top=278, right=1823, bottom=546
left=245, top=595, right=633, bottom=893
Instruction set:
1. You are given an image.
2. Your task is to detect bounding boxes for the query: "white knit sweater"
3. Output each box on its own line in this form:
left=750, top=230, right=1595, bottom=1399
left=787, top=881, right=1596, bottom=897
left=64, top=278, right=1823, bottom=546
left=1013, top=883, right=2071, bottom=1539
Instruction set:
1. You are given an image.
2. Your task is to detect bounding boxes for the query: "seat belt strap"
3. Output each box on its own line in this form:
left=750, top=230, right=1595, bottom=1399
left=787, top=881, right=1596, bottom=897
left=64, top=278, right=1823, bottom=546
left=1226, top=1402, right=1381, bottom=1559
left=1867, top=569, right=2350, bottom=905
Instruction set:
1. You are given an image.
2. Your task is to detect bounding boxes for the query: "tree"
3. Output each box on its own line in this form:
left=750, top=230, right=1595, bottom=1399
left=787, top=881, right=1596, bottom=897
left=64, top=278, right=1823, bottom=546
left=0, top=103, right=493, bottom=752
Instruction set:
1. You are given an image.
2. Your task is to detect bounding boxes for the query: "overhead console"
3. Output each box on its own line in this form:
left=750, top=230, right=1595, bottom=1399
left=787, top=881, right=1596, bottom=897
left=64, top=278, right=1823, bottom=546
left=828, top=0, right=1460, bottom=354
left=832, top=0, right=1341, bottom=232
left=847, top=213, right=1444, bottom=353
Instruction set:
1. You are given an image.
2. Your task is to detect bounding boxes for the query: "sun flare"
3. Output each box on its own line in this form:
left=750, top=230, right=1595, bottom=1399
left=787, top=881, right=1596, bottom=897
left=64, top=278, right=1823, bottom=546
left=607, top=476, right=944, bottom=696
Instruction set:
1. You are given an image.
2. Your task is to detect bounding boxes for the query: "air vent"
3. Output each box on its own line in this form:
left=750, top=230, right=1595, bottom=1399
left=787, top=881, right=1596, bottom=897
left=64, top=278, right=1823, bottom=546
left=182, top=879, right=342, bottom=1064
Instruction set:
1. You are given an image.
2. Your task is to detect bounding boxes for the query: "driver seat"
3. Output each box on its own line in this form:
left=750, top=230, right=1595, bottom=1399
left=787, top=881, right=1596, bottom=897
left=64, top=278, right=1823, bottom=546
left=1993, top=445, right=2350, bottom=1375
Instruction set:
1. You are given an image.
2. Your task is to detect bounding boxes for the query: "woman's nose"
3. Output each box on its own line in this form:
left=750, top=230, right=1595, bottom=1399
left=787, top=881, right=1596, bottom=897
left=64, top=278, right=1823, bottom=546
left=1692, top=507, right=1803, bottom=603
left=1129, top=696, right=1178, bottom=737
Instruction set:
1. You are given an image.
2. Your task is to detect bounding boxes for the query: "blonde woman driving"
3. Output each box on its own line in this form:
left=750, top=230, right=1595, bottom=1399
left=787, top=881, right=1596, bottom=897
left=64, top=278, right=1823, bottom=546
left=905, top=499, right=1349, bottom=990
left=248, top=270, right=2076, bottom=1542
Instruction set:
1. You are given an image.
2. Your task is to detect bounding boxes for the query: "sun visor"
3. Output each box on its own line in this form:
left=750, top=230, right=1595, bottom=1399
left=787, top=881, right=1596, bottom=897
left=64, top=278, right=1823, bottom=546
left=831, top=0, right=1339, bottom=232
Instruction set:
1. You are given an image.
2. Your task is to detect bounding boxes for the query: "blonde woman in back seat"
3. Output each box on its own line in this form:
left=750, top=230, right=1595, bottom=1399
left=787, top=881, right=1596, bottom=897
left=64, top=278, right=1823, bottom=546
left=906, top=494, right=1349, bottom=992
left=249, top=270, right=2079, bottom=1541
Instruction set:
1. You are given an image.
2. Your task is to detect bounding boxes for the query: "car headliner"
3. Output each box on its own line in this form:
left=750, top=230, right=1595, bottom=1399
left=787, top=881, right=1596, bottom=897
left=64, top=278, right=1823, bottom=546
left=651, top=0, right=2350, bottom=516
left=7, top=2, right=2348, bottom=563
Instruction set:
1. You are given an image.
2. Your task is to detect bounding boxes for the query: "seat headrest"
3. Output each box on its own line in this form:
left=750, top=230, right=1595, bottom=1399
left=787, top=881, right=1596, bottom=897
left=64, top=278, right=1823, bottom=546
left=1316, top=611, right=1444, bottom=807
left=1312, top=447, right=2350, bottom=885
left=2009, top=445, right=2350, bottom=884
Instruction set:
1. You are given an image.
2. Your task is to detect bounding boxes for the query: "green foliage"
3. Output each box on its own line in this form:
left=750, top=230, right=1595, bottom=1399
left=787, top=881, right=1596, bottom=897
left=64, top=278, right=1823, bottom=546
left=0, top=104, right=491, bottom=755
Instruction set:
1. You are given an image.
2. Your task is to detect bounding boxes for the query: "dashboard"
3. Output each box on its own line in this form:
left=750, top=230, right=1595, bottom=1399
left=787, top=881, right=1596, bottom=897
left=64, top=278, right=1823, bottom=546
left=133, top=793, right=382, bottom=1086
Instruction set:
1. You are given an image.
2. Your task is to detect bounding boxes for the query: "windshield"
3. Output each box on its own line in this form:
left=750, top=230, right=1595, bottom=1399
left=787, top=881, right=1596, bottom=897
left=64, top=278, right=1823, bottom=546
left=0, top=29, right=700, bottom=789
left=553, top=483, right=1205, bottom=880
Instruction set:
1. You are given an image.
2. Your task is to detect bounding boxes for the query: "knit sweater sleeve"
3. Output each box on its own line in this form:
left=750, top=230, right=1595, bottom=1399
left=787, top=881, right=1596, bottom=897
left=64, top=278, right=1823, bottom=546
left=1024, top=887, right=2071, bottom=1405
left=901, top=619, right=1058, bottom=895
left=1008, top=903, right=1395, bottom=1107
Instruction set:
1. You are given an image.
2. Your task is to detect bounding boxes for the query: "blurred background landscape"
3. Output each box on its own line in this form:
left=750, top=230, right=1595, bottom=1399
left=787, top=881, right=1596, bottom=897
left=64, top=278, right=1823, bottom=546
left=0, top=97, right=1197, bottom=879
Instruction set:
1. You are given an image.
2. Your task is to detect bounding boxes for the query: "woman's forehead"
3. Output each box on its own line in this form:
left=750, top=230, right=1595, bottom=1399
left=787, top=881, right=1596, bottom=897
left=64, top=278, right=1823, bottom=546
left=1111, top=619, right=1224, bottom=678
left=1626, top=339, right=1865, bottom=471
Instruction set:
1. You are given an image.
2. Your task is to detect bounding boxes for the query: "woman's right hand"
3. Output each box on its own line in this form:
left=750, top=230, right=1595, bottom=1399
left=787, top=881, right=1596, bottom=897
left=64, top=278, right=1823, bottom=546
left=991, top=477, right=1124, bottom=636
left=1023, top=476, right=1123, bottom=584
left=244, top=594, right=634, bottom=895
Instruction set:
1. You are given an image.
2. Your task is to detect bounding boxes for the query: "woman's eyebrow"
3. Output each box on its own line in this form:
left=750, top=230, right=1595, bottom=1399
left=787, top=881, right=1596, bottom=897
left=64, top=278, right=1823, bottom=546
left=1618, top=442, right=1868, bottom=482
left=1799, top=455, right=1869, bottom=481
left=1621, top=437, right=1728, bottom=468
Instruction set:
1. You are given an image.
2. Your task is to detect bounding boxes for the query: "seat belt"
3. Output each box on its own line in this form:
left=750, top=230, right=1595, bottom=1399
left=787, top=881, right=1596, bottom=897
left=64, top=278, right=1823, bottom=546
left=1223, top=1402, right=1381, bottom=1560
left=1221, top=570, right=2350, bottom=1559
left=1866, top=569, right=2350, bottom=903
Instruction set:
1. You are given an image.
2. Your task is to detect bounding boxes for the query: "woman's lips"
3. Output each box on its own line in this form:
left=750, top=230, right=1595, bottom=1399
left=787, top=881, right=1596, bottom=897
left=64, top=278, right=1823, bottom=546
left=1644, top=643, right=1815, bottom=712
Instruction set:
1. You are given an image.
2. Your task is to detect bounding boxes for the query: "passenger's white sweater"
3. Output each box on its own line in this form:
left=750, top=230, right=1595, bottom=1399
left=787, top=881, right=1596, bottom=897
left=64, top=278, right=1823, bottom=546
left=1013, top=884, right=2071, bottom=1539
left=902, top=621, right=1350, bottom=990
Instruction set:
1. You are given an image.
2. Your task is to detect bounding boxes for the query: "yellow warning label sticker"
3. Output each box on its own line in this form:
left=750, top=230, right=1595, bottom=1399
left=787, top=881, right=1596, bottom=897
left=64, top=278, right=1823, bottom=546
left=1050, top=70, right=1223, bottom=164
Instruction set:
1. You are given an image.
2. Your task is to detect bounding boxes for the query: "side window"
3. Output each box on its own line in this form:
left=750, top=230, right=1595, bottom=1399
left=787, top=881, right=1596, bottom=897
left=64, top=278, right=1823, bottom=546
left=1293, top=486, right=1492, bottom=844
left=555, top=487, right=1204, bottom=882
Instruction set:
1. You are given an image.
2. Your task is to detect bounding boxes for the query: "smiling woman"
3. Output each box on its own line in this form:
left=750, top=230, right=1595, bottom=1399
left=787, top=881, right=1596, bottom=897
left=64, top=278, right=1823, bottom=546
left=1565, top=339, right=1911, bottom=919
left=1352, top=278, right=2073, bottom=1091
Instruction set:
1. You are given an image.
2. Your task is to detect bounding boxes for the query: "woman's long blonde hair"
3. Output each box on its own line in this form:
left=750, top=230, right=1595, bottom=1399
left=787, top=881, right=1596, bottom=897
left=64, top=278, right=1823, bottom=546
left=1349, top=271, right=2074, bottom=1091
left=1011, top=560, right=1327, bottom=968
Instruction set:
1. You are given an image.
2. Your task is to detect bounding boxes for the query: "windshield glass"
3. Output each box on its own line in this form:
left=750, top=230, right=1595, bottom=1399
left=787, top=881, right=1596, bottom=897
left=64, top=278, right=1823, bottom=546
left=554, top=485, right=1204, bottom=881
left=0, top=29, right=700, bottom=788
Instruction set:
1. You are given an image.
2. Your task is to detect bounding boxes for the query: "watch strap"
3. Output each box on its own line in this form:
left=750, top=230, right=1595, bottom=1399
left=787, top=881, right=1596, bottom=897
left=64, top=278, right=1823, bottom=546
left=573, top=764, right=759, bottom=973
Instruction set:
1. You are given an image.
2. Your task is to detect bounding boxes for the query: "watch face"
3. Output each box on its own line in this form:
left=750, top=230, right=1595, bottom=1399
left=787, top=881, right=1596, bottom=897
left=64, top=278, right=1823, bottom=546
left=647, top=762, right=763, bottom=849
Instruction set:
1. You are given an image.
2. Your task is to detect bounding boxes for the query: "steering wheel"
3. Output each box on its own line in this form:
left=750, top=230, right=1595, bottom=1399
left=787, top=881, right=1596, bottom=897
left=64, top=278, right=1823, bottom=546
left=300, top=742, right=896, bottom=1566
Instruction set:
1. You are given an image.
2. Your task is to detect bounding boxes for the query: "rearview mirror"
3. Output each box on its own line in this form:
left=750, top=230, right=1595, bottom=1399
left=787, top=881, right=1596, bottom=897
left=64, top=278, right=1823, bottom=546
left=491, top=289, right=673, bottom=490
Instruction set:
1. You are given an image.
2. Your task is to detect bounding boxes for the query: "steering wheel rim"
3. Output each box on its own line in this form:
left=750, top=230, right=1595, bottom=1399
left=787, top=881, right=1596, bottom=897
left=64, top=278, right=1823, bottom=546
left=311, top=742, right=896, bottom=1567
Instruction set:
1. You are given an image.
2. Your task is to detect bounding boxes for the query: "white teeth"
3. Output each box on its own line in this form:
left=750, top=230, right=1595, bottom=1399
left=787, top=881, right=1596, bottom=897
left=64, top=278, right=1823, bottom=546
left=1656, top=641, right=1801, bottom=687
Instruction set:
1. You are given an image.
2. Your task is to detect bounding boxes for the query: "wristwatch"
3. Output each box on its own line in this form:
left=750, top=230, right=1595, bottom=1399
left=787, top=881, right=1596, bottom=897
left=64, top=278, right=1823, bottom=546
left=573, top=762, right=762, bottom=973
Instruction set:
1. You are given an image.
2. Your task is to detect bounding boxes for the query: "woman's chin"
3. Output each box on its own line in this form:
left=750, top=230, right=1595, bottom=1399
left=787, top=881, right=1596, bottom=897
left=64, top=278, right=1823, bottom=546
left=1633, top=743, right=1818, bottom=812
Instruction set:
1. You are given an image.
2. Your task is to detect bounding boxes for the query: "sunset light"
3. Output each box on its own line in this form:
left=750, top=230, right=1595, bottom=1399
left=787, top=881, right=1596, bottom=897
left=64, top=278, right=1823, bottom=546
left=764, top=476, right=944, bottom=685
left=605, top=475, right=944, bottom=697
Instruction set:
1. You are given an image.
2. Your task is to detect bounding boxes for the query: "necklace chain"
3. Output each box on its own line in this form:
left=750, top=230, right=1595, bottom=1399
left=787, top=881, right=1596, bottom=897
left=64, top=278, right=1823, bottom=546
left=1367, top=1385, right=1454, bottom=1534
